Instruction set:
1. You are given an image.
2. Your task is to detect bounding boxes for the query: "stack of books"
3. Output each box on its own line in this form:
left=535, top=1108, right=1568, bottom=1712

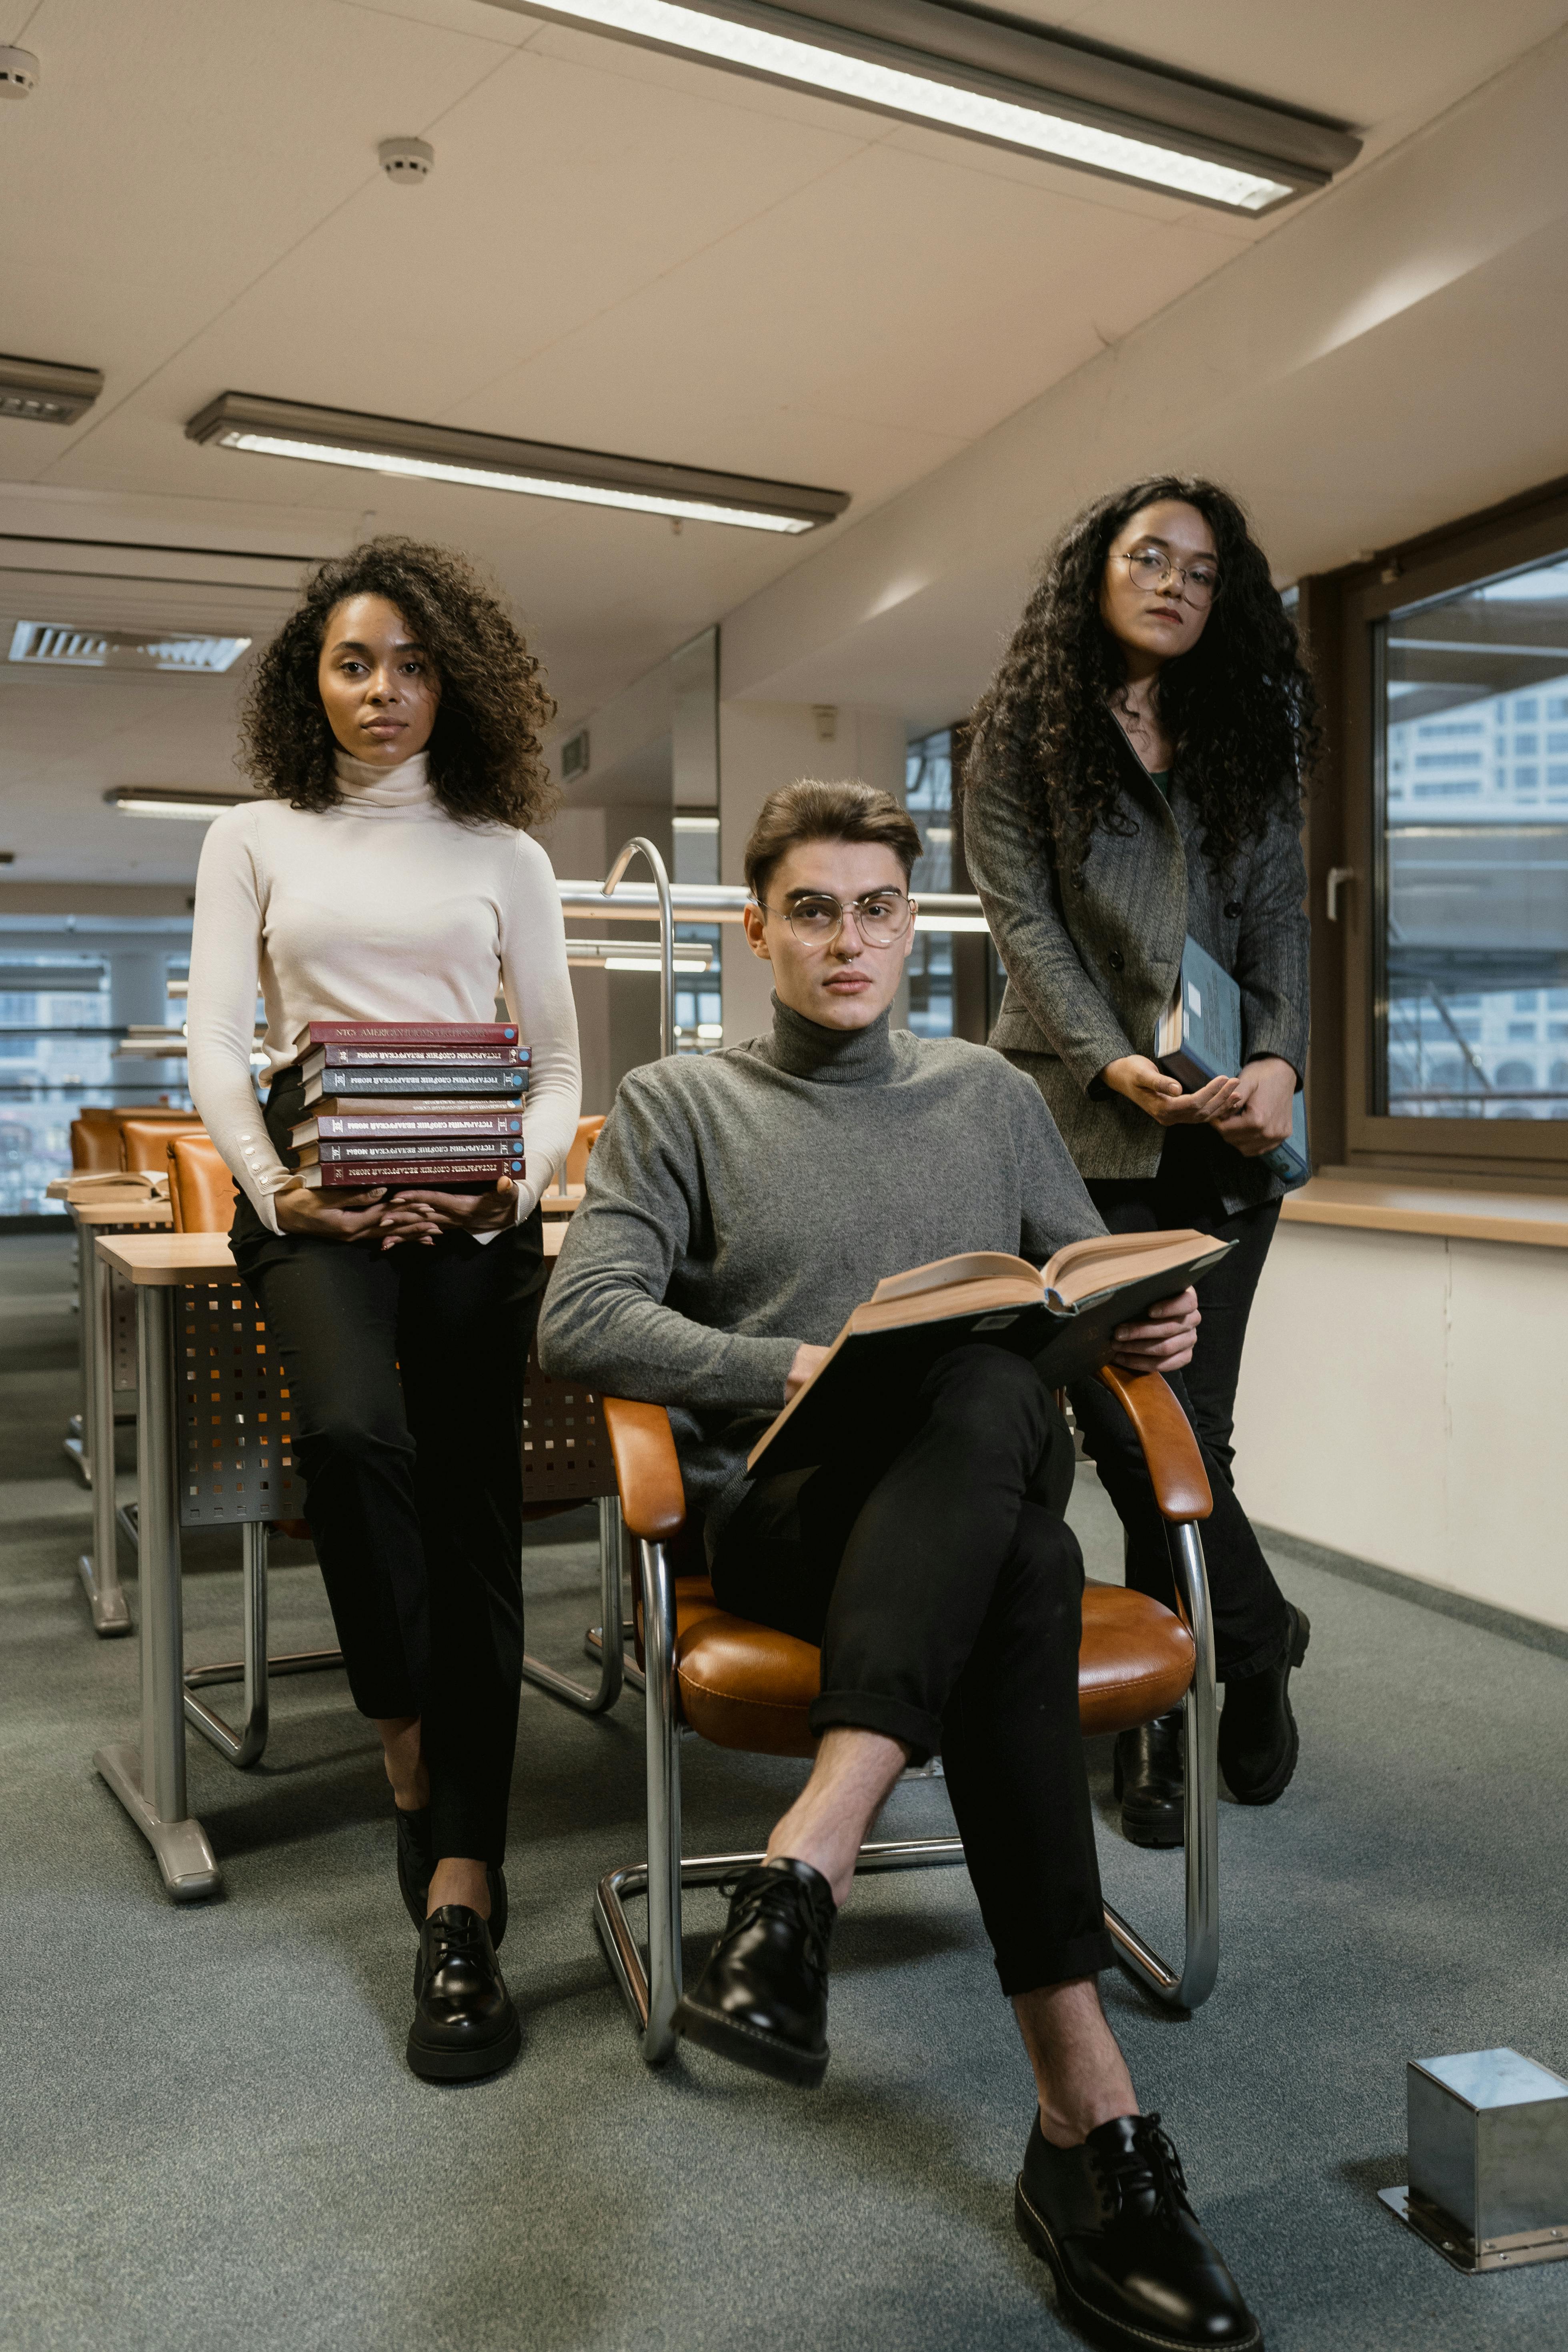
left=287, top=1022, right=528, bottom=1191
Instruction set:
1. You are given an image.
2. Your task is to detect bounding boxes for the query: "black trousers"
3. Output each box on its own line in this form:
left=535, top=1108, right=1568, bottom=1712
left=1068, top=1125, right=1290, bottom=1684
left=230, top=1076, right=545, bottom=1864
left=711, top=1345, right=1114, bottom=1997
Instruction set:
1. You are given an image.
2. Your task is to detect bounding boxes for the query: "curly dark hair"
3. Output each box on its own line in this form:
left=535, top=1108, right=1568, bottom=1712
left=964, top=476, right=1318, bottom=876
left=238, top=536, right=558, bottom=829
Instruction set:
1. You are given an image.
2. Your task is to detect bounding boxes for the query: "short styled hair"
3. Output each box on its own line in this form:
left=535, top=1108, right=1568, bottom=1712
left=743, top=779, right=923, bottom=903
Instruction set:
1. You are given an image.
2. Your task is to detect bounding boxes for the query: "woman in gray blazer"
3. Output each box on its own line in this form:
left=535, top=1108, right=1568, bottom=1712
left=964, top=476, right=1316, bottom=1850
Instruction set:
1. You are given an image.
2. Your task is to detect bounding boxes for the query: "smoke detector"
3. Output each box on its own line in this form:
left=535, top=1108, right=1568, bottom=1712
left=0, top=47, right=38, bottom=98
left=378, top=137, right=433, bottom=183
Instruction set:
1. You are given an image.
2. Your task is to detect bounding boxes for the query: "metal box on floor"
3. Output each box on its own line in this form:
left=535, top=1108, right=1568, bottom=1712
left=1380, top=2048, right=1568, bottom=2272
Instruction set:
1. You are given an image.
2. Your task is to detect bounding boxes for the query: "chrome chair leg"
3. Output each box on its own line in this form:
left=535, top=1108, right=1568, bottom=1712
left=1101, top=1520, right=1220, bottom=2012
left=521, top=1495, right=629, bottom=1714
left=182, top=1523, right=346, bottom=1770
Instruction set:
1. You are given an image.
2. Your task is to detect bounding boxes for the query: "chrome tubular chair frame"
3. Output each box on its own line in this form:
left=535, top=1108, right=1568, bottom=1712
left=181, top=1521, right=345, bottom=1770
left=520, top=1494, right=629, bottom=1715
left=593, top=1511, right=1220, bottom=2066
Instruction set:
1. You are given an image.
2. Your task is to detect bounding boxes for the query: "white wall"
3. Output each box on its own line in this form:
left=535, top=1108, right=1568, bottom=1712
left=1232, top=1222, right=1568, bottom=1632
left=717, top=701, right=906, bottom=1043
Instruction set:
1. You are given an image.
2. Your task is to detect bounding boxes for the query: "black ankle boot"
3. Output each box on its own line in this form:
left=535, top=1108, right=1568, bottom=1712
left=395, top=1804, right=508, bottom=1946
left=1218, top=1603, right=1310, bottom=1806
left=1015, top=2112, right=1262, bottom=2351
left=407, top=1905, right=521, bottom=2082
left=1112, top=1709, right=1185, bottom=1847
left=675, top=1857, right=836, bottom=2087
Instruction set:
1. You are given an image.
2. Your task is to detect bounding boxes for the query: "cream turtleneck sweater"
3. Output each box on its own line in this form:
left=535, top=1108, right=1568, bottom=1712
left=187, top=751, right=582, bottom=1235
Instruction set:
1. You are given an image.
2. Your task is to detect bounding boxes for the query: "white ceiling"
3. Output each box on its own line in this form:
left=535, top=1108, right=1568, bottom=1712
left=2, top=0, right=1566, bottom=879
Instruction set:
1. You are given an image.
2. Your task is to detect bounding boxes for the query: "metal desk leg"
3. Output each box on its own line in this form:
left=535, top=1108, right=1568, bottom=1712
left=95, top=1285, right=220, bottom=1900
left=63, top=1217, right=93, bottom=1487
left=521, top=1495, right=627, bottom=1713
left=78, top=1237, right=131, bottom=1635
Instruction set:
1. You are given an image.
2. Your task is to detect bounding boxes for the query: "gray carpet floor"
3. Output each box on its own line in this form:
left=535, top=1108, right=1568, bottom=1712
left=2, top=1230, right=1564, bottom=2352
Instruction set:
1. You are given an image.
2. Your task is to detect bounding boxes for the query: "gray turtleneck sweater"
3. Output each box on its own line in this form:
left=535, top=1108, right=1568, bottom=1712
left=537, top=998, right=1105, bottom=1543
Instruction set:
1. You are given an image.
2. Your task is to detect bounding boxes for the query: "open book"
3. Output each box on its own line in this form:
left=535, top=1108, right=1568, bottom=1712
left=746, top=1228, right=1232, bottom=1479
left=48, top=1169, right=170, bottom=1205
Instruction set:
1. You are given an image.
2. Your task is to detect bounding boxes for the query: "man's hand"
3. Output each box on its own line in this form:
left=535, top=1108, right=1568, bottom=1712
left=374, top=1177, right=519, bottom=1250
left=274, top=1181, right=389, bottom=1241
left=1102, top=1055, right=1240, bottom=1128
left=1209, top=1056, right=1297, bottom=1157
left=785, top=1341, right=830, bottom=1400
left=1108, top=1287, right=1200, bottom=1377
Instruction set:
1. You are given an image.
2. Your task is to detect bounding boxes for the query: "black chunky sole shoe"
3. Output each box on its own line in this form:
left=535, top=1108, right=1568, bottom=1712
left=674, top=1857, right=835, bottom=2089
left=395, top=1804, right=508, bottom=1947
left=1219, top=1605, right=1311, bottom=1808
left=406, top=1905, right=521, bottom=2084
left=1111, top=1711, right=1185, bottom=1848
left=1015, top=2114, right=1263, bottom=2352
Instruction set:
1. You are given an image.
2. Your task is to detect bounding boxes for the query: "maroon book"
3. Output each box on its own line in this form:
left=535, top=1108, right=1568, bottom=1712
left=300, top=1157, right=523, bottom=1189
left=303, top=1021, right=519, bottom=1047
left=291, top=1111, right=525, bottom=1145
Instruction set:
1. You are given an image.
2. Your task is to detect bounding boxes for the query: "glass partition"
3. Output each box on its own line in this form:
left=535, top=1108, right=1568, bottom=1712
left=905, top=727, right=955, bottom=1036
left=1378, top=552, right=1568, bottom=1120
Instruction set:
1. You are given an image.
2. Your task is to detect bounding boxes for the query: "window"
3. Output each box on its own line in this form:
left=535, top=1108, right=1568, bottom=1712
left=904, top=727, right=955, bottom=1037
left=1321, top=480, right=1568, bottom=1175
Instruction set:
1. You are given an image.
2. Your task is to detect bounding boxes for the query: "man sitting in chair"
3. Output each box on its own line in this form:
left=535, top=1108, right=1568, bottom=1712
left=540, top=781, right=1260, bottom=2352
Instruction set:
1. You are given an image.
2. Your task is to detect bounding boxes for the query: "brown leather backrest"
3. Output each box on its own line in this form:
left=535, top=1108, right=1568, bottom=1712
left=70, top=1117, right=122, bottom=1173
left=167, top=1132, right=235, bottom=1233
left=566, top=1114, right=605, bottom=1187
left=117, top=1113, right=205, bottom=1173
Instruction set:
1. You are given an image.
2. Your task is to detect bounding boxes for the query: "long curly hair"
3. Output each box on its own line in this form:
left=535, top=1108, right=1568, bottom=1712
left=964, top=477, right=1317, bottom=876
left=239, top=537, right=558, bottom=829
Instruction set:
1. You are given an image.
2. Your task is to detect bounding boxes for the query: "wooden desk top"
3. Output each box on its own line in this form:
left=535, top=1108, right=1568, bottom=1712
left=67, top=1200, right=174, bottom=1229
left=98, top=1219, right=566, bottom=1285
left=1281, top=1177, right=1568, bottom=1249
left=539, top=1185, right=585, bottom=1213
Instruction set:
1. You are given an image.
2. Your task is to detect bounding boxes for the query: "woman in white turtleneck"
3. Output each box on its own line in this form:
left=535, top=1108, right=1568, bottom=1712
left=188, top=539, right=581, bottom=2084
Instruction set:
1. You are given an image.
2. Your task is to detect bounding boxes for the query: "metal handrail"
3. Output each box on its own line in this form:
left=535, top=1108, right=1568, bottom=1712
left=602, top=837, right=677, bottom=1057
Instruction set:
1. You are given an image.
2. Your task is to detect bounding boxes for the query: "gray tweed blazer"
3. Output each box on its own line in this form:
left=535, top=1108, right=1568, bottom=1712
left=963, top=729, right=1309, bottom=1212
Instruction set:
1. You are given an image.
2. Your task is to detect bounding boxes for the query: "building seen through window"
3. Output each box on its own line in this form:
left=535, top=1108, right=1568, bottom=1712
left=1380, top=553, right=1568, bottom=1118
left=672, top=809, right=723, bottom=1051
left=904, top=727, right=955, bottom=1036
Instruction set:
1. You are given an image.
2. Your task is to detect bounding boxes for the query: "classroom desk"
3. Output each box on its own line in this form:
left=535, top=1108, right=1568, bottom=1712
left=66, top=1200, right=173, bottom=1634
left=94, top=1221, right=569, bottom=1901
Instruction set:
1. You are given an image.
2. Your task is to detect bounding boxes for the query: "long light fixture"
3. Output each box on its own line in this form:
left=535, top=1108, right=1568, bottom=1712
left=483, top=0, right=1358, bottom=212
left=186, top=394, right=850, bottom=536
left=0, top=351, right=103, bottom=424
left=566, top=936, right=715, bottom=971
left=108, top=789, right=257, bottom=821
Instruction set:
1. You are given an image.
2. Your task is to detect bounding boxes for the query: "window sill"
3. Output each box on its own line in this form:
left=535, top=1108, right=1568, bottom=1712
left=1281, top=1176, right=1568, bottom=1248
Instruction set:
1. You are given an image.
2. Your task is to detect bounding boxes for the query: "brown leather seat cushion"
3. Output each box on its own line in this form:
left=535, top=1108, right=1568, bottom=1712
left=674, top=1576, right=1195, bottom=1758
left=117, top=1113, right=204, bottom=1173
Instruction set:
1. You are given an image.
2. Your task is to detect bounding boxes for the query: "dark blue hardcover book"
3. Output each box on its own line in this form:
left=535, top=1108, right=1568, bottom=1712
left=1155, top=936, right=1243, bottom=1090
left=1261, top=1089, right=1310, bottom=1188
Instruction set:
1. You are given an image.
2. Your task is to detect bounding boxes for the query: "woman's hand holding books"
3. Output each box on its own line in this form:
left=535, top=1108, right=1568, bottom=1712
left=1102, top=1054, right=1240, bottom=1128
left=374, top=1179, right=518, bottom=1248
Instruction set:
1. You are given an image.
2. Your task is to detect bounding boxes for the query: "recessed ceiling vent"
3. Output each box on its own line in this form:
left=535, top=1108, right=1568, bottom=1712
left=0, top=352, right=103, bottom=424
left=8, top=621, right=251, bottom=674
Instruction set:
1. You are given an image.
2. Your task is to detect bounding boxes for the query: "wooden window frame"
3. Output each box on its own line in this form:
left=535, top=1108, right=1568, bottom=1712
left=1300, top=474, right=1568, bottom=1187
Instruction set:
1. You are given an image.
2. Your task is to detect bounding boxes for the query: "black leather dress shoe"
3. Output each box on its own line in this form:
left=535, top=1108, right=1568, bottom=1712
left=675, top=1857, right=836, bottom=2087
left=395, top=1804, right=508, bottom=1947
left=406, top=1906, right=521, bottom=2082
left=1218, top=1604, right=1310, bottom=1806
left=1112, top=1710, right=1185, bottom=1848
left=1015, top=2112, right=1262, bottom=2351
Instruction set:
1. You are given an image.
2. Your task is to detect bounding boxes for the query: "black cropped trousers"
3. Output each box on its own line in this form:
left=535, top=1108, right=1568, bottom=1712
left=1069, top=1125, right=1291, bottom=1684
left=711, top=1346, right=1114, bottom=1997
left=231, top=1114, right=545, bottom=1865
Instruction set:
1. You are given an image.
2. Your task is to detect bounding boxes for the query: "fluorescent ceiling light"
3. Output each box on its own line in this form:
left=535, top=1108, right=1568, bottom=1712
left=487, top=0, right=1357, bottom=212
left=0, top=351, right=103, bottom=424
left=672, top=814, right=721, bottom=833
left=604, top=955, right=713, bottom=972
left=108, top=789, right=258, bottom=822
left=10, top=621, right=250, bottom=674
left=187, top=393, right=849, bottom=535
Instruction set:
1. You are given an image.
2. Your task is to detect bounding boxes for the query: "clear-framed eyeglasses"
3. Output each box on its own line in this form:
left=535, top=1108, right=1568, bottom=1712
left=1121, top=545, right=1221, bottom=608
left=760, top=888, right=917, bottom=948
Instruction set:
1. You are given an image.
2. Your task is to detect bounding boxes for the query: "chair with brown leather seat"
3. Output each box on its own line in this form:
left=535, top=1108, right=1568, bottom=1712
left=115, top=1110, right=204, bottom=1173
left=70, top=1113, right=123, bottom=1173
left=592, top=1364, right=1220, bottom=2065
left=166, top=1131, right=236, bottom=1233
